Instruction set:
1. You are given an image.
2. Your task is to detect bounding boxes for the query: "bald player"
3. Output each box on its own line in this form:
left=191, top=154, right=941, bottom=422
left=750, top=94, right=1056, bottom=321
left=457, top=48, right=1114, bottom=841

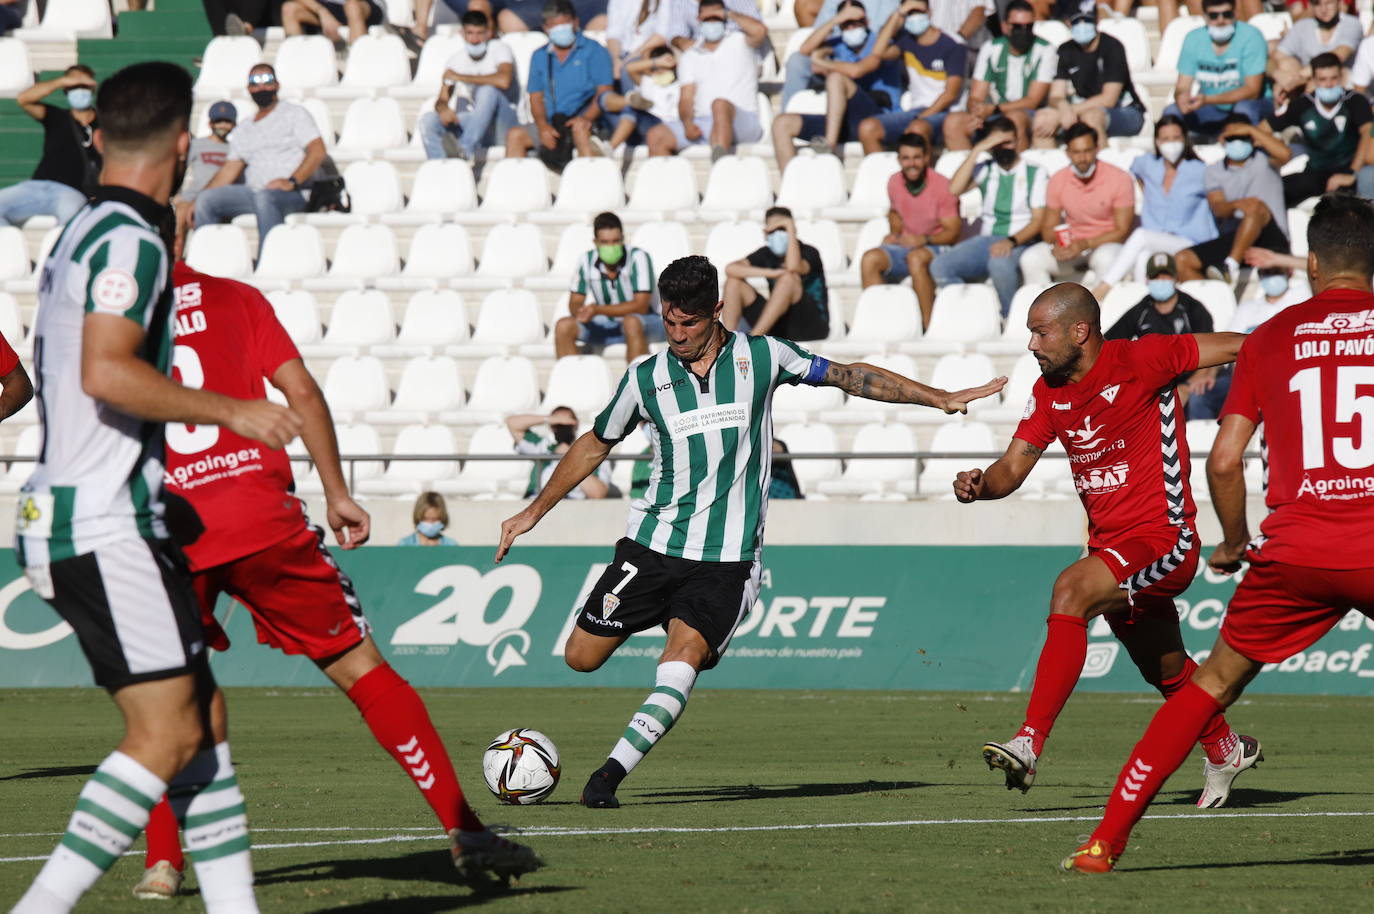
left=953, top=283, right=1262, bottom=807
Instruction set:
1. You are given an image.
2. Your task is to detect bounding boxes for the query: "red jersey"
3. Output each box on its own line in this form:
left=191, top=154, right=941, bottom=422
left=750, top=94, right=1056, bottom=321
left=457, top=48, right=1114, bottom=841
left=1221, top=288, right=1374, bottom=570
left=0, top=331, right=19, bottom=378
left=164, top=264, right=304, bottom=571
left=1015, top=336, right=1200, bottom=549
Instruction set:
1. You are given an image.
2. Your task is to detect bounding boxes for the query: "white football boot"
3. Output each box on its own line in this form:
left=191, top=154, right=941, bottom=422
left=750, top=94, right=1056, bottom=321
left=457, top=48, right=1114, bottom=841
left=132, top=860, right=183, bottom=899
left=1197, top=734, right=1263, bottom=808
left=982, top=734, right=1038, bottom=793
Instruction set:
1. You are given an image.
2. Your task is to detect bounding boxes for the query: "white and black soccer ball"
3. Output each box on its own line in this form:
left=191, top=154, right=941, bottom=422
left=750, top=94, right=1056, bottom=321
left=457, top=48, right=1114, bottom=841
left=482, top=728, right=561, bottom=805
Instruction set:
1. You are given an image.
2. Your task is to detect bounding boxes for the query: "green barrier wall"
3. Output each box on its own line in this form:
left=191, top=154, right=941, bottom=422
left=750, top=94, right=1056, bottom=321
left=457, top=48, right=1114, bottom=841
left=2, top=547, right=1372, bottom=694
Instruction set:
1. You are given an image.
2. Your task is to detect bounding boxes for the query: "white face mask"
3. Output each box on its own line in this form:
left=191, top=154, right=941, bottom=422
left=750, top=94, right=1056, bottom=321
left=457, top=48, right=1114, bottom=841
left=1159, top=141, right=1185, bottom=164
left=1071, top=161, right=1096, bottom=180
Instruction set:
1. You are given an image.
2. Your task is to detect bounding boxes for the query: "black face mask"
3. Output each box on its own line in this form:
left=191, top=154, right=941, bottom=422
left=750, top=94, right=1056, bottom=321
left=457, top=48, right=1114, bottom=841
left=551, top=424, right=576, bottom=445
left=250, top=89, right=277, bottom=109
left=991, top=146, right=1017, bottom=169
left=1008, top=25, right=1033, bottom=53
left=1316, top=12, right=1340, bottom=27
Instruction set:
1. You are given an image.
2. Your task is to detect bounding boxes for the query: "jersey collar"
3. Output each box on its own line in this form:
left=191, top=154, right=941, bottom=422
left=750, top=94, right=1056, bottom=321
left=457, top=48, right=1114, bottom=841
left=92, top=185, right=175, bottom=245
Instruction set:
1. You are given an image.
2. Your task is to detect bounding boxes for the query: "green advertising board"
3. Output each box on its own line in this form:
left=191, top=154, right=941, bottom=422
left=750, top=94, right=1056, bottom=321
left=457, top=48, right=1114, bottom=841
left=1, top=546, right=1372, bottom=694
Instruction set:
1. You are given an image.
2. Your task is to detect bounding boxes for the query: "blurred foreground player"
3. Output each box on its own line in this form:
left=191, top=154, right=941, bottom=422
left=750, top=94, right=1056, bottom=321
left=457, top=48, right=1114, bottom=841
left=1064, top=195, right=1374, bottom=873
left=953, top=283, right=1263, bottom=806
left=132, top=263, right=541, bottom=898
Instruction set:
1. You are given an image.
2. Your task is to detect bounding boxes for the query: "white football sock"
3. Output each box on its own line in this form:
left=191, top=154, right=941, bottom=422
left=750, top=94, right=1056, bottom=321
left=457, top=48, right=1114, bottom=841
left=172, top=742, right=259, bottom=914
left=608, top=661, right=698, bottom=775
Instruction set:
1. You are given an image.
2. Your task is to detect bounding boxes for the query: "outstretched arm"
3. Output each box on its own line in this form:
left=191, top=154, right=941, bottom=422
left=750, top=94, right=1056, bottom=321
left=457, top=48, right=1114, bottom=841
left=1206, top=413, right=1257, bottom=574
left=496, top=431, right=613, bottom=562
left=953, top=438, right=1044, bottom=502
left=819, top=360, right=1006, bottom=414
left=1193, top=332, right=1246, bottom=370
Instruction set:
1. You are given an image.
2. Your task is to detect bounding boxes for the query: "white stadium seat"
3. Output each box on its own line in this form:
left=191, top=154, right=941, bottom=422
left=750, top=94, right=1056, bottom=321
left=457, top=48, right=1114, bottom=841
left=398, top=34, right=465, bottom=96
left=817, top=352, right=918, bottom=426
left=905, top=284, right=1002, bottom=354
left=631, top=222, right=692, bottom=273
left=1031, top=20, right=1070, bottom=47
left=371, top=289, right=469, bottom=357
left=796, top=219, right=847, bottom=279
left=775, top=421, right=840, bottom=486
left=335, top=97, right=408, bottom=157
left=476, top=223, right=546, bottom=278
left=0, top=293, right=21, bottom=346
left=1248, top=11, right=1292, bottom=41
left=782, top=89, right=826, bottom=115
left=322, top=355, right=390, bottom=417
left=776, top=155, right=847, bottom=213
left=548, top=222, right=594, bottom=279
left=825, top=152, right=897, bottom=221
left=0, top=426, right=40, bottom=495
left=1146, top=17, right=1202, bottom=83
left=438, top=422, right=530, bottom=496
left=771, top=381, right=844, bottom=424
left=255, top=224, right=327, bottom=281
left=981, top=352, right=1043, bottom=424
left=384, top=159, right=478, bottom=222
left=311, top=289, right=395, bottom=352
left=307, top=223, right=399, bottom=287
left=0, top=227, right=31, bottom=280
left=0, top=39, right=35, bottom=97
left=476, top=158, right=553, bottom=216
left=704, top=220, right=764, bottom=273
left=16, top=0, right=111, bottom=38
left=274, top=36, right=339, bottom=90
left=539, top=355, right=612, bottom=415
left=300, top=98, right=338, bottom=150
left=1186, top=419, right=1219, bottom=500
left=356, top=423, right=458, bottom=495
left=829, top=285, right=921, bottom=355
left=193, top=36, right=262, bottom=98
left=928, top=353, right=1001, bottom=416
left=844, top=217, right=889, bottom=283
left=451, top=355, right=541, bottom=421
left=184, top=225, right=253, bottom=279
left=366, top=356, right=466, bottom=425
left=335, top=422, right=384, bottom=481
left=980, top=283, right=1049, bottom=355
left=326, top=33, right=411, bottom=96
left=1179, top=279, right=1236, bottom=330
left=340, top=160, right=404, bottom=216
left=699, top=155, right=772, bottom=218
left=915, top=421, right=996, bottom=497
left=379, top=223, right=475, bottom=288
left=816, top=422, right=916, bottom=497
left=266, top=290, right=323, bottom=345
left=1098, top=18, right=1152, bottom=73
left=626, top=156, right=700, bottom=214
left=469, top=288, right=545, bottom=348
left=1100, top=281, right=1146, bottom=330
left=537, top=158, right=625, bottom=222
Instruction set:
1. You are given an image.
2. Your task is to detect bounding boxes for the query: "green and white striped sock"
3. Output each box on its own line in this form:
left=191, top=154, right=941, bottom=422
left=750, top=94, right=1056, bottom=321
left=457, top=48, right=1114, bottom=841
left=12, top=751, right=164, bottom=914
left=173, top=742, right=258, bottom=914
left=608, top=661, right=698, bottom=775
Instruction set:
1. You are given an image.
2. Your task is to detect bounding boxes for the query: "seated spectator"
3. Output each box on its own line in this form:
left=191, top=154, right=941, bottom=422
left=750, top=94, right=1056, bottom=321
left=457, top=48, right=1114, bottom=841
left=0, top=0, right=22, bottom=35
left=1032, top=9, right=1144, bottom=148
left=606, top=0, right=672, bottom=86
left=858, top=132, right=961, bottom=329
left=602, top=45, right=681, bottom=155
left=418, top=11, right=518, bottom=162
left=1263, top=53, right=1373, bottom=206
left=508, top=407, right=611, bottom=499
left=555, top=212, right=663, bottom=360
left=1176, top=112, right=1291, bottom=284
left=656, top=0, right=766, bottom=159
left=0, top=66, right=99, bottom=228
left=853, top=0, right=967, bottom=154
left=1163, top=0, right=1267, bottom=139
left=1021, top=122, right=1132, bottom=288
left=932, top=117, right=1049, bottom=316
left=281, top=0, right=383, bottom=44
left=505, top=0, right=615, bottom=172
left=770, top=439, right=805, bottom=499
left=397, top=492, right=458, bottom=545
left=174, top=101, right=237, bottom=231
left=1092, top=114, right=1219, bottom=300
left=1269, top=0, right=1361, bottom=94
left=195, top=65, right=326, bottom=255
left=495, top=0, right=546, bottom=31
left=668, top=0, right=769, bottom=61
left=782, top=0, right=900, bottom=108
left=942, top=0, right=1054, bottom=151
left=722, top=206, right=831, bottom=341
left=768, top=0, right=905, bottom=166
left=929, top=0, right=991, bottom=49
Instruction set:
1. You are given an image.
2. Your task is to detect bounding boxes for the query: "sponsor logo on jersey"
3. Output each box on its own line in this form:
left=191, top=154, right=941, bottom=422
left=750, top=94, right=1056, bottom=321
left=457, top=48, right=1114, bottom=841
left=601, top=592, right=620, bottom=619
left=1296, top=473, right=1374, bottom=500
left=654, top=378, right=686, bottom=393
left=1098, top=384, right=1120, bottom=404
left=1074, top=461, right=1129, bottom=494
left=165, top=447, right=264, bottom=488
left=1295, top=309, right=1374, bottom=336
left=1066, top=415, right=1106, bottom=450
left=669, top=403, right=749, bottom=439
left=1052, top=401, right=1072, bottom=410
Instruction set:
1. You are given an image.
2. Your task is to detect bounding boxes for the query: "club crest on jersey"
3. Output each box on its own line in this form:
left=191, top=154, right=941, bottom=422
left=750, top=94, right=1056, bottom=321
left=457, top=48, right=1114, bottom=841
left=1098, top=384, right=1120, bottom=404
left=601, top=593, right=620, bottom=619
left=736, top=357, right=750, bottom=380
left=1067, top=415, right=1107, bottom=450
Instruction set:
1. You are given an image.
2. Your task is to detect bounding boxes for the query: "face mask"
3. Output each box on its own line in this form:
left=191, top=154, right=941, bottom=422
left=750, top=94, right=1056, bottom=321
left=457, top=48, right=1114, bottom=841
left=904, top=168, right=926, bottom=194
left=417, top=520, right=445, bottom=538
left=467, top=40, right=488, bottom=57
left=1147, top=279, right=1176, bottom=302
left=1316, top=12, right=1340, bottom=27
left=700, top=19, right=726, bottom=42
left=1158, top=140, right=1184, bottom=163
left=551, top=423, right=577, bottom=445
left=904, top=12, right=929, bottom=35
left=1224, top=138, right=1253, bottom=162
left=1316, top=85, right=1343, bottom=105
left=66, top=88, right=93, bottom=110
left=1260, top=274, right=1289, bottom=298
left=211, top=126, right=232, bottom=140
left=1008, top=25, right=1034, bottom=53
left=649, top=69, right=676, bottom=86
left=1207, top=23, right=1234, bottom=43
left=766, top=229, right=789, bottom=257
left=841, top=26, right=868, bottom=48
left=1071, top=21, right=1096, bottom=45
left=598, top=243, right=625, bottom=265
left=250, top=89, right=277, bottom=108
left=548, top=23, right=576, bottom=47
left=1071, top=161, right=1096, bottom=180
left=990, top=145, right=1017, bottom=169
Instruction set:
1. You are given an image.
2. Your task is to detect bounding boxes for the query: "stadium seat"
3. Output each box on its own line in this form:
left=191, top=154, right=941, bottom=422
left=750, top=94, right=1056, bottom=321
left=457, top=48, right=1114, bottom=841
left=504, top=30, right=552, bottom=98
left=335, top=423, right=385, bottom=482
left=842, top=217, right=889, bottom=284
left=1248, top=11, right=1292, bottom=41
left=393, top=33, right=465, bottom=98
left=922, top=353, right=1001, bottom=419
left=772, top=381, right=844, bottom=424
left=823, top=152, right=897, bottom=221
left=1179, top=279, right=1236, bottom=330
left=365, top=355, right=466, bottom=425
left=0, top=426, right=40, bottom=495
left=776, top=155, right=847, bottom=214
left=1097, top=18, right=1151, bottom=73
left=0, top=292, right=21, bottom=347
left=904, top=284, right=1002, bottom=354
left=625, top=156, right=700, bottom=214
left=0, top=38, right=36, bottom=97
left=322, top=355, right=391, bottom=418
left=1100, top=281, right=1146, bottom=329
left=194, top=37, right=262, bottom=99
left=1186, top=418, right=1219, bottom=500
left=448, top=355, right=541, bottom=422
left=704, top=220, right=764, bottom=274
left=933, top=149, right=970, bottom=179
left=828, top=285, right=922, bottom=355
left=322, top=33, right=412, bottom=97
left=538, top=354, right=612, bottom=415
left=796, top=219, right=847, bottom=279
left=308, top=289, right=395, bottom=355
left=631, top=221, right=692, bottom=273
left=184, top=225, right=253, bottom=279
left=531, top=222, right=593, bottom=289
left=372, top=289, right=470, bottom=357
left=980, top=351, right=1040, bottom=424
left=335, top=98, right=408, bottom=158
left=1144, top=16, right=1202, bottom=84
left=266, top=289, right=323, bottom=345
left=438, top=422, right=531, bottom=497
left=816, top=422, right=916, bottom=497
left=378, top=223, right=475, bottom=289
left=14, top=0, right=111, bottom=38
left=775, top=421, right=841, bottom=487
left=300, top=98, right=338, bottom=150
left=384, top=159, right=477, bottom=224
left=335, top=160, right=403, bottom=218
left=255, top=224, right=328, bottom=282
left=473, top=158, right=553, bottom=218
left=782, top=89, right=826, bottom=115
left=819, top=351, right=918, bottom=425
left=979, top=283, right=1049, bottom=355
left=475, top=222, right=547, bottom=279
left=1031, top=19, right=1070, bottom=47
left=274, top=36, right=340, bottom=90
left=306, top=223, right=399, bottom=288
left=699, top=155, right=772, bottom=219
left=356, top=423, right=459, bottom=496
left=1288, top=209, right=1311, bottom=258
left=468, top=288, right=545, bottom=350
left=913, top=420, right=996, bottom=497
left=534, top=158, right=625, bottom=223
left=0, top=227, right=29, bottom=281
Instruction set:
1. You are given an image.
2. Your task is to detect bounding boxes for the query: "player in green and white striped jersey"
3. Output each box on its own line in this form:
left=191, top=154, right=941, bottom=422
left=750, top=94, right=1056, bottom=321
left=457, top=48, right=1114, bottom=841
left=496, top=255, right=1006, bottom=809
left=554, top=212, right=664, bottom=362
left=10, top=63, right=300, bottom=914
left=942, top=0, right=1055, bottom=151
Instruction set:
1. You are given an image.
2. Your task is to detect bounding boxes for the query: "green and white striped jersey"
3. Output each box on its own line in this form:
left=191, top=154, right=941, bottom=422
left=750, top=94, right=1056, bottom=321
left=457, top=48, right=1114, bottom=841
left=570, top=247, right=659, bottom=313
left=593, top=331, right=825, bottom=563
left=16, top=187, right=175, bottom=567
left=974, top=158, right=1049, bottom=238
left=973, top=37, right=1057, bottom=104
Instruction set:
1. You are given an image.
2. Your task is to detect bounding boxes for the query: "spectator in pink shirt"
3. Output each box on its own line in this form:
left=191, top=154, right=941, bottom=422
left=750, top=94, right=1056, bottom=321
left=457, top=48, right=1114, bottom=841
left=858, top=132, right=961, bottom=328
left=1019, top=122, right=1134, bottom=288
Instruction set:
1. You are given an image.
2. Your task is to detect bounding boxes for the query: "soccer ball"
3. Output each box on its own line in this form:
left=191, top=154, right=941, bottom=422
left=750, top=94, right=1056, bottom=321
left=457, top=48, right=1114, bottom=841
left=482, top=728, right=561, bottom=805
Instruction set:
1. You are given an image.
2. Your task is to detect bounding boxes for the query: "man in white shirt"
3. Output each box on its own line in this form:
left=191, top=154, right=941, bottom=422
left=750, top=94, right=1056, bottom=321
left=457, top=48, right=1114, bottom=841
left=417, top=10, right=519, bottom=160
left=194, top=65, right=326, bottom=255
left=656, top=0, right=766, bottom=159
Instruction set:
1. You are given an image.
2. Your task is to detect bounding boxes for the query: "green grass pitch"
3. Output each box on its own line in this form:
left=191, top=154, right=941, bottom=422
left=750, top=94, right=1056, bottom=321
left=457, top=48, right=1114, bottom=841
left=2, top=687, right=1372, bottom=913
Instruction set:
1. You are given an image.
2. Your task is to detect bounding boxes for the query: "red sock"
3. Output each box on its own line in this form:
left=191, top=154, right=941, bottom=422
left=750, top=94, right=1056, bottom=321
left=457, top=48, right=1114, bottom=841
left=1019, top=614, right=1089, bottom=756
left=347, top=664, right=483, bottom=833
left=1092, top=681, right=1224, bottom=855
left=1156, top=657, right=1236, bottom=764
left=144, top=795, right=185, bottom=871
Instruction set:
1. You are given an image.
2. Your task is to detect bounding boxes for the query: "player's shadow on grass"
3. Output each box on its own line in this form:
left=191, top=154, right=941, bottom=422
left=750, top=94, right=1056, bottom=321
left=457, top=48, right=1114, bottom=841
left=305, top=885, right=578, bottom=914
left=0, top=764, right=98, bottom=781
left=1128, top=847, right=1374, bottom=873
left=1153, top=786, right=1362, bottom=807
left=635, top=779, right=931, bottom=804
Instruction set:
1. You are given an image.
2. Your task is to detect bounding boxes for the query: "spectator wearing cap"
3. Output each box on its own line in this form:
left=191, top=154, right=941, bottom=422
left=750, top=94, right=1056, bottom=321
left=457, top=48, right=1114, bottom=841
left=1032, top=10, right=1144, bottom=148
left=1269, top=0, right=1361, bottom=96
left=1262, top=53, right=1373, bottom=206
left=418, top=10, right=518, bottom=162
left=781, top=0, right=900, bottom=108
left=174, top=101, right=238, bottom=229
left=555, top=211, right=663, bottom=361
left=1175, top=112, right=1290, bottom=285
left=1164, top=0, right=1268, bottom=140
left=859, top=132, right=960, bottom=329
left=281, top=0, right=385, bottom=45
left=1106, top=252, right=1216, bottom=409
left=194, top=64, right=326, bottom=255
left=722, top=206, right=831, bottom=342
left=0, top=65, right=99, bottom=227
left=1020, top=122, right=1132, bottom=288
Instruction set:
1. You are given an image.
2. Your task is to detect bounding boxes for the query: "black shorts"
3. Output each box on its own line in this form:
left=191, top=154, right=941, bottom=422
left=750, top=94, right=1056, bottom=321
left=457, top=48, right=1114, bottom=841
left=741, top=292, right=830, bottom=343
left=1188, top=218, right=1290, bottom=270
left=577, top=538, right=760, bottom=670
left=34, top=537, right=207, bottom=691
left=321, top=0, right=384, bottom=26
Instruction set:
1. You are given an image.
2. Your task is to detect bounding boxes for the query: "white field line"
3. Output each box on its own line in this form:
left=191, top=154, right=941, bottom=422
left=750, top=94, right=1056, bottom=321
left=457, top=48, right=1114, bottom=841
left=3, top=810, right=1374, bottom=863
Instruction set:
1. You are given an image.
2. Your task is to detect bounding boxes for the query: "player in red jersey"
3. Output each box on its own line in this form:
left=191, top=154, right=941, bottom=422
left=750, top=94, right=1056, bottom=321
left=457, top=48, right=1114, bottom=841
left=1064, top=194, right=1374, bottom=873
left=132, top=264, right=540, bottom=899
left=953, top=282, right=1260, bottom=805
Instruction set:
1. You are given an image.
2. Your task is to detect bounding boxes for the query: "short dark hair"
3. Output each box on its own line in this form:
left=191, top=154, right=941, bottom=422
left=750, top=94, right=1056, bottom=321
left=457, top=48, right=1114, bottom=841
left=1311, top=51, right=1342, bottom=73
left=979, top=115, right=1016, bottom=143
left=1202, top=0, right=1234, bottom=8
left=542, top=0, right=576, bottom=20
left=896, top=132, right=929, bottom=154
left=1005, top=0, right=1034, bottom=16
left=592, top=211, right=623, bottom=233
left=837, top=0, right=866, bottom=12
left=1064, top=121, right=1097, bottom=146
left=66, top=64, right=95, bottom=79
left=459, top=9, right=490, bottom=26
left=96, top=62, right=193, bottom=150
left=648, top=44, right=674, bottom=59
left=764, top=205, right=792, bottom=222
left=249, top=62, right=276, bottom=77
left=551, top=405, right=578, bottom=420
left=659, top=256, right=719, bottom=317
left=699, top=0, right=726, bottom=11
left=1221, top=111, right=1253, bottom=129
left=1309, top=194, right=1374, bottom=278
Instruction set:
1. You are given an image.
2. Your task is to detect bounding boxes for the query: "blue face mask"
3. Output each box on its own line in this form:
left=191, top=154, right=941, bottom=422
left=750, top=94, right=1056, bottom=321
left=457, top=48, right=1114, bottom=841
left=1147, top=279, right=1176, bottom=302
left=467, top=40, right=488, bottom=57
left=904, top=12, right=930, bottom=35
left=1208, top=22, right=1235, bottom=43
left=841, top=26, right=868, bottom=48
left=766, top=229, right=789, bottom=257
left=1260, top=274, right=1289, bottom=298
left=1224, top=138, right=1253, bottom=162
left=417, top=520, right=445, bottom=538
left=66, top=88, right=94, bottom=110
left=548, top=23, right=576, bottom=47
left=700, top=19, right=726, bottom=41
left=1071, top=22, right=1096, bottom=45
left=1315, top=85, right=1343, bottom=105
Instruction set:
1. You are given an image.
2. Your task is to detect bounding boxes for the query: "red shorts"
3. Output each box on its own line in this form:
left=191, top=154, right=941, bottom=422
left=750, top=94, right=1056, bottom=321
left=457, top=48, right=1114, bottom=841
left=193, top=525, right=369, bottom=660
left=1222, top=561, right=1374, bottom=664
left=1090, top=527, right=1199, bottom=619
